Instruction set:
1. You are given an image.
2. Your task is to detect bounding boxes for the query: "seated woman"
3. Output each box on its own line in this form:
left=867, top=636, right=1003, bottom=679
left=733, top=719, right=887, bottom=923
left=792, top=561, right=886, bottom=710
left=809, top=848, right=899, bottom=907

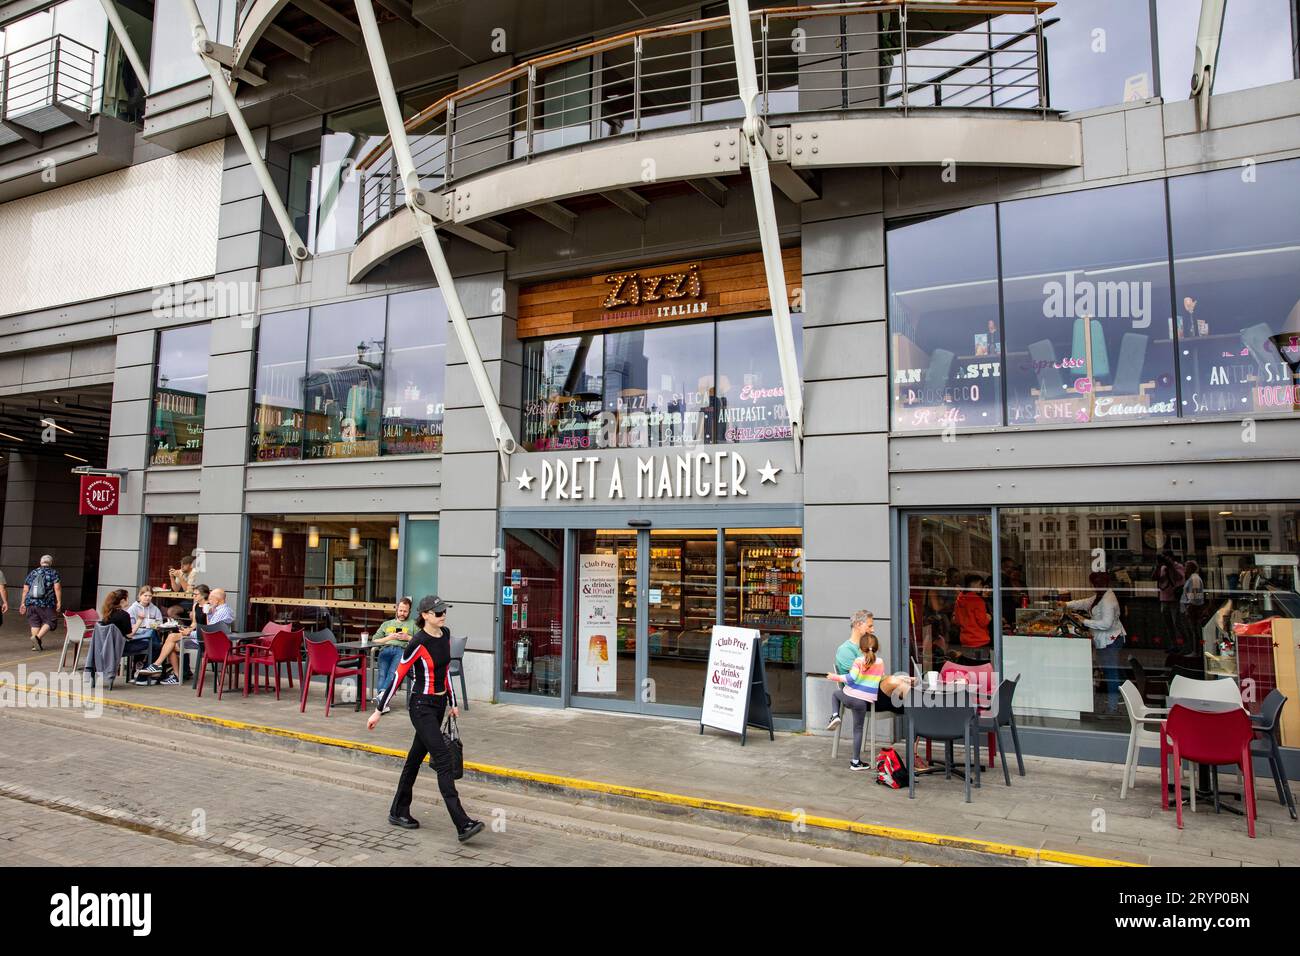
left=825, top=631, right=915, bottom=771
left=132, top=586, right=183, bottom=685
left=101, top=589, right=132, bottom=639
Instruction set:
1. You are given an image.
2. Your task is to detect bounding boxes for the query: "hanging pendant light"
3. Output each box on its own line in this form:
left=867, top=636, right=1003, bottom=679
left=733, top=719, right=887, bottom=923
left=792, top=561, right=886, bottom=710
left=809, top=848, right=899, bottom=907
left=167, top=525, right=179, bottom=546
left=389, top=527, right=399, bottom=550
left=308, top=526, right=320, bottom=548
left=349, top=527, right=361, bottom=550
left=272, top=528, right=283, bottom=549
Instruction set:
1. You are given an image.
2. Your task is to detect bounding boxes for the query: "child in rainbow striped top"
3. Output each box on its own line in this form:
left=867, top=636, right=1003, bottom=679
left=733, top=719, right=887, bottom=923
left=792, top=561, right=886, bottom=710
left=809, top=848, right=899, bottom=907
left=827, top=627, right=914, bottom=771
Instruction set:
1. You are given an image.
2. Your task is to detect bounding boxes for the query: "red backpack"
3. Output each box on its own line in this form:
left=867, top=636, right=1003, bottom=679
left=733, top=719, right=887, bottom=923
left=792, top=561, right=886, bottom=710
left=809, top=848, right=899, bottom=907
left=875, top=747, right=910, bottom=789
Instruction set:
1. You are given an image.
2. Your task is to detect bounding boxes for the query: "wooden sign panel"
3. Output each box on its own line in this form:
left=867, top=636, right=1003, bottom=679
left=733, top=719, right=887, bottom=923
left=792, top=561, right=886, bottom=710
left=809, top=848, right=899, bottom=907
left=517, top=247, right=802, bottom=339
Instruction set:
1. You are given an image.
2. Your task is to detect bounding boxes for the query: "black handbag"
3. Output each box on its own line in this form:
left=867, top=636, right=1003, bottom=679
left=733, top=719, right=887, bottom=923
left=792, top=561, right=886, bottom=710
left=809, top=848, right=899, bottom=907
left=442, top=710, right=464, bottom=780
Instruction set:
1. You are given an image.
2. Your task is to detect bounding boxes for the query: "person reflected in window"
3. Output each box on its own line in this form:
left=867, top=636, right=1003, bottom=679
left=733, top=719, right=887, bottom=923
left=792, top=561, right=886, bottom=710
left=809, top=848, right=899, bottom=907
left=1064, top=571, right=1127, bottom=714
left=954, top=574, right=992, bottom=662
left=1180, top=560, right=1207, bottom=647
left=1154, top=549, right=1186, bottom=647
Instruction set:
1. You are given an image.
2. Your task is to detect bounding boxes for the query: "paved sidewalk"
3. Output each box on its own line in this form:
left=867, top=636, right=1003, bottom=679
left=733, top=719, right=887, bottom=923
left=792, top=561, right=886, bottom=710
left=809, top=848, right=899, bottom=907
left=2, top=624, right=1297, bottom=865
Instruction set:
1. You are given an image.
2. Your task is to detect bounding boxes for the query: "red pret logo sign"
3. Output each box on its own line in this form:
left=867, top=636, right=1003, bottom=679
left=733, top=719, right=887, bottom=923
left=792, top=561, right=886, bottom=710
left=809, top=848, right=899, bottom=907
left=79, top=475, right=120, bottom=516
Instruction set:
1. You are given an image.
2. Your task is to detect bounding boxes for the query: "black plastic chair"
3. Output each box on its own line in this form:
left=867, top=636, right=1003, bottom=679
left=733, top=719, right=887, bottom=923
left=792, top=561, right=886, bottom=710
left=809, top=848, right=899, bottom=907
left=1251, top=689, right=1297, bottom=820
left=976, top=674, right=1025, bottom=785
left=449, top=635, right=469, bottom=711
left=906, top=694, right=980, bottom=803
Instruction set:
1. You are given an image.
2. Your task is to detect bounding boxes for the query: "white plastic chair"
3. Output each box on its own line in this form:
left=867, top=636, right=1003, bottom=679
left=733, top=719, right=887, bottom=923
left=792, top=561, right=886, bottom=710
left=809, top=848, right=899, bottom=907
left=58, top=613, right=87, bottom=671
left=1119, top=679, right=1194, bottom=807
left=1169, top=674, right=1245, bottom=793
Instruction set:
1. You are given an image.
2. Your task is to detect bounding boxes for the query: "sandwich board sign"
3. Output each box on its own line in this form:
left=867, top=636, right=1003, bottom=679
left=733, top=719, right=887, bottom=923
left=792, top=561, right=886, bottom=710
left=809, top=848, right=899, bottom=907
left=699, top=625, right=774, bottom=745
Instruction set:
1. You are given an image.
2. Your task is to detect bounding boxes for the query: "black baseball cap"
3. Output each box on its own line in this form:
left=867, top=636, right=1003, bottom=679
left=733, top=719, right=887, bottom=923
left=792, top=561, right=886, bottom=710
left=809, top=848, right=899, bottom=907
left=417, top=595, right=452, bottom=615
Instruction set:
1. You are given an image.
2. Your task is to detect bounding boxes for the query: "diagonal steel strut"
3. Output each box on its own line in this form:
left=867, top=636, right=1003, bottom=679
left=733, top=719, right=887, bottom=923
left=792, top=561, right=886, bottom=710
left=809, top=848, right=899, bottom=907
left=353, top=0, right=518, bottom=477
left=181, top=0, right=310, bottom=276
left=727, top=0, right=804, bottom=471
left=1191, top=0, right=1226, bottom=130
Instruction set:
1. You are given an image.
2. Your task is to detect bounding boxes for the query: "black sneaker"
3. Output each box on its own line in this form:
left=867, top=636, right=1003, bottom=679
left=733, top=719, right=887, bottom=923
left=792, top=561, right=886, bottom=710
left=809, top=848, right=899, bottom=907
left=457, top=820, right=485, bottom=843
left=388, top=814, right=419, bottom=829
left=161, top=674, right=180, bottom=685
left=849, top=759, right=870, bottom=772
left=133, top=675, right=155, bottom=686
left=138, top=664, right=162, bottom=676
left=825, top=713, right=842, bottom=731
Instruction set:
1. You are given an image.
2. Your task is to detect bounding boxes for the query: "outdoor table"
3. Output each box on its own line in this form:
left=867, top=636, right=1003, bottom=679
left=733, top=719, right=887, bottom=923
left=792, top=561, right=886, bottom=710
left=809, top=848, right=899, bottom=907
left=904, top=683, right=982, bottom=780
left=1166, top=696, right=1247, bottom=816
left=335, top=640, right=385, bottom=705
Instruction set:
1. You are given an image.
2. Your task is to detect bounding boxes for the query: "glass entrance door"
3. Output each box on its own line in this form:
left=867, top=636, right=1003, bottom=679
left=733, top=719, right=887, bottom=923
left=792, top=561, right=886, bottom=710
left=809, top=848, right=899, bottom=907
left=645, top=529, right=720, bottom=709
left=572, top=530, right=638, bottom=705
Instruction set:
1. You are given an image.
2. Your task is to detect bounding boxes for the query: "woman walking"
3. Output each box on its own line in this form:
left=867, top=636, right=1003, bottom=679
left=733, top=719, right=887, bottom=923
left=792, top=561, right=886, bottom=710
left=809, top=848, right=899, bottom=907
left=367, top=595, right=484, bottom=843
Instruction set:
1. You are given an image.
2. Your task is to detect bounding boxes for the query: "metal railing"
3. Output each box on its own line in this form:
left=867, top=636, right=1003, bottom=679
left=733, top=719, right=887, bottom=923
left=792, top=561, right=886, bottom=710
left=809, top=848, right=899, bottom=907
left=351, top=2, right=1052, bottom=236
left=0, top=33, right=100, bottom=126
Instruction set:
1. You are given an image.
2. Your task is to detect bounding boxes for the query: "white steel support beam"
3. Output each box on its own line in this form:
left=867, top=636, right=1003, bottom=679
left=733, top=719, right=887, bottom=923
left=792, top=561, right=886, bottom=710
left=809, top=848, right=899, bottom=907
left=1191, top=0, right=1227, bottom=130
left=727, top=0, right=804, bottom=470
left=97, top=0, right=149, bottom=93
left=353, top=0, right=519, bottom=476
left=181, top=0, right=310, bottom=273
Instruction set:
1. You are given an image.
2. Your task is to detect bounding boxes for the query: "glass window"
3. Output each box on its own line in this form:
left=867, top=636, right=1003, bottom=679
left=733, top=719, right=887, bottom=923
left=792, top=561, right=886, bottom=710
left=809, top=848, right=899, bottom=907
left=503, top=528, right=566, bottom=698
left=999, top=503, right=1300, bottom=732
left=150, top=0, right=217, bottom=91
left=247, top=515, right=399, bottom=636
left=251, top=309, right=308, bottom=461
left=285, top=146, right=320, bottom=263
left=604, top=323, right=714, bottom=448
left=1001, top=180, right=1178, bottom=427
left=636, top=32, right=693, bottom=130
left=145, top=516, right=199, bottom=595
left=1169, top=159, right=1300, bottom=418
left=1041, top=0, right=1155, bottom=111
left=530, top=57, right=593, bottom=153
left=723, top=528, right=803, bottom=719
left=401, top=518, right=439, bottom=599
left=1157, top=0, right=1297, bottom=101
left=715, top=313, right=803, bottom=442
left=905, top=513, right=994, bottom=675
left=316, top=102, right=388, bottom=253
left=303, top=298, right=386, bottom=460
left=382, top=289, right=445, bottom=455
left=150, top=323, right=210, bottom=467
left=522, top=334, right=605, bottom=451
left=889, top=206, right=1004, bottom=432
left=573, top=530, right=637, bottom=702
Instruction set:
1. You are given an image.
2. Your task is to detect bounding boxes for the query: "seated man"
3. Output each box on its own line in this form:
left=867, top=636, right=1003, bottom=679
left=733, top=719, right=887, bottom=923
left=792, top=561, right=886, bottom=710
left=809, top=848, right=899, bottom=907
left=826, top=630, right=915, bottom=772
left=371, top=597, right=418, bottom=712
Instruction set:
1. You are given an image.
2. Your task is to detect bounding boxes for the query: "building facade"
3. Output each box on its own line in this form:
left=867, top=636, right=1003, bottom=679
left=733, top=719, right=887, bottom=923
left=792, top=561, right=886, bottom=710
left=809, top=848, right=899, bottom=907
left=1, top=0, right=1299, bottom=768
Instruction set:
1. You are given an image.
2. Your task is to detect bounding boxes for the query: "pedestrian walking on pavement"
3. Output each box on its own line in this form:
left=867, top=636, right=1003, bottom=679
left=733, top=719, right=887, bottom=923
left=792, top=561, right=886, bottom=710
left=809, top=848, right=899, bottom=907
left=0, top=568, right=8, bottom=629
left=367, top=595, right=484, bottom=844
left=19, top=555, right=61, bottom=651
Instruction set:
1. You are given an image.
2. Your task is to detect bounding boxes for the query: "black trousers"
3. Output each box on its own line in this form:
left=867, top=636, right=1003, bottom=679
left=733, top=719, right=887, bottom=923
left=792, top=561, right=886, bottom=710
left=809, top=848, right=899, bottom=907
left=390, top=693, right=472, bottom=830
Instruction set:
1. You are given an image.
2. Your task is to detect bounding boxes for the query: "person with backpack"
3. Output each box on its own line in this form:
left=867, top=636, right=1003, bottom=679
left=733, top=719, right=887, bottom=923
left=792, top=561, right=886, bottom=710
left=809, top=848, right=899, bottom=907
left=825, top=628, right=915, bottom=772
left=19, top=555, right=61, bottom=651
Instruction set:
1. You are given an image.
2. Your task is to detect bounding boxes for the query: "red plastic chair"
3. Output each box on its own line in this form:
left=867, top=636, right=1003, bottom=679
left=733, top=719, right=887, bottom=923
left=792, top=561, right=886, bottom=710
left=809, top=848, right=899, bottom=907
left=247, top=629, right=304, bottom=699
left=300, top=638, right=366, bottom=716
left=1161, top=705, right=1257, bottom=838
left=255, top=620, right=292, bottom=649
left=940, top=661, right=998, bottom=766
left=195, top=629, right=249, bottom=700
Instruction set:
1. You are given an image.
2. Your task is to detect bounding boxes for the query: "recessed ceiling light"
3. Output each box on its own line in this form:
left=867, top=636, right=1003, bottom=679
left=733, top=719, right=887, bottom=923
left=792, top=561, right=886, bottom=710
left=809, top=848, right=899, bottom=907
left=1219, top=511, right=1233, bottom=516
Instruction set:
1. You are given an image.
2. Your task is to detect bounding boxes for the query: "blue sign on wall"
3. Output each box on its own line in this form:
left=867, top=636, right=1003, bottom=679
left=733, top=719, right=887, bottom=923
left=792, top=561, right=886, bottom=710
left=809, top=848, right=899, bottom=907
left=502, top=586, right=514, bottom=606
left=788, top=593, right=804, bottom=617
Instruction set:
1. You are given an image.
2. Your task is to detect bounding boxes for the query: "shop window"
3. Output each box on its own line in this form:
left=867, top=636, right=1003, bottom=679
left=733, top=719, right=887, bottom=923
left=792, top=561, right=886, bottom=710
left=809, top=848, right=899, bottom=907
left=1001, top=180, right=1178, bottom=427
left=1040, top=0, right=1155, bottom=111
left=573, top=530, right=636, bottom=702
left=150, top=323, right=210, bottom=466
left=604, top=323, right=714, bottom=447
left=381, top=290, right=445, bottom=455
left=251, top=309, right=308, bottom=461
left=1169, top=159, right=1300, bottom=419
left=304, top=298, right=386, bottom=460
left=150, top=0, right=219, bottom=91
left=528, top=57, right=593, bottom=154
left=1156, top=0, right=1297, bottom=102
left=636, top=31, right=694, bottom=130
left=284, top=146, right=321, bottom=264
left=522, top=335, right=605, bottom=451
left=145, top=516, right=199, bottom=596
left=888, top=206, right=1003, bottom=431
left=502, top=529, right=566, bottom=698
left=906, top=514, right=994, bottom=675
left=715, top=313, right=803, bottom=443
left=246, top=515, right=399, bottom=636
left=998, top=504, right=1300, bottom=733
left=722, top=528, right=803, bottom=719
left=401, top=518, right=439, bottom=599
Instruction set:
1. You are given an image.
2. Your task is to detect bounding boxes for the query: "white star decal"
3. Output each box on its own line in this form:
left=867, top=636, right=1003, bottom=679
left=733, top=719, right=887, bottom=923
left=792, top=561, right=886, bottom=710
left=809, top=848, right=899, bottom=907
left=758, top=460, right=781, bottom=484
left=516, top=469, right=535, bottom=491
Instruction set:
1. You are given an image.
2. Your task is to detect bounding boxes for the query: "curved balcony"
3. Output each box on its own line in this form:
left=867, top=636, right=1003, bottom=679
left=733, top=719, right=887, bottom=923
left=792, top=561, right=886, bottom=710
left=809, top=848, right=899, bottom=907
left=337, top=1, right=1081, bottom=279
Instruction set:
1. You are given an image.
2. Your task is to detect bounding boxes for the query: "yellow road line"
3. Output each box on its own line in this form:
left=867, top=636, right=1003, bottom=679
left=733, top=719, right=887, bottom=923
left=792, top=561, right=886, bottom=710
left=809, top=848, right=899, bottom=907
left=0, top=680, right=1142, bottom=867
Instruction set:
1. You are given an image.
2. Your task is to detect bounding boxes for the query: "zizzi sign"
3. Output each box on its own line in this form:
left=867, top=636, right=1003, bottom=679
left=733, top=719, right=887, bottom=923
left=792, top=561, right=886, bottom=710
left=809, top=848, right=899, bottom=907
left=514, top=451, right=783, bottom=501
left=603, top=263, right=704, bottom=314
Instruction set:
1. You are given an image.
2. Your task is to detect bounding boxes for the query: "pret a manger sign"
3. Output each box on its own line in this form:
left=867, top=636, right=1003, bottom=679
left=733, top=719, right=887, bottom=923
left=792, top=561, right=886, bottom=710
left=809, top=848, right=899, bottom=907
left=514, top=450, right=785, bottom=501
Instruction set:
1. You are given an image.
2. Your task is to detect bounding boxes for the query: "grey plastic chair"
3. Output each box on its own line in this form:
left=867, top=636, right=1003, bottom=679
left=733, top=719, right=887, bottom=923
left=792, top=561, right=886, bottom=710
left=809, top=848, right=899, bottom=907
left=1110, top=332, right=1149, bottom=396
left=976, top=674, right=1025, bottom=785
left=923, top=348, right=955, bottom=390
left=829, top=697, right=875, bottom=762
left=449, top=635, right=469, bottom=711
left=906, top=695, right=980, bottom=802
left=1250, top=689, right=1297, bottom=820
